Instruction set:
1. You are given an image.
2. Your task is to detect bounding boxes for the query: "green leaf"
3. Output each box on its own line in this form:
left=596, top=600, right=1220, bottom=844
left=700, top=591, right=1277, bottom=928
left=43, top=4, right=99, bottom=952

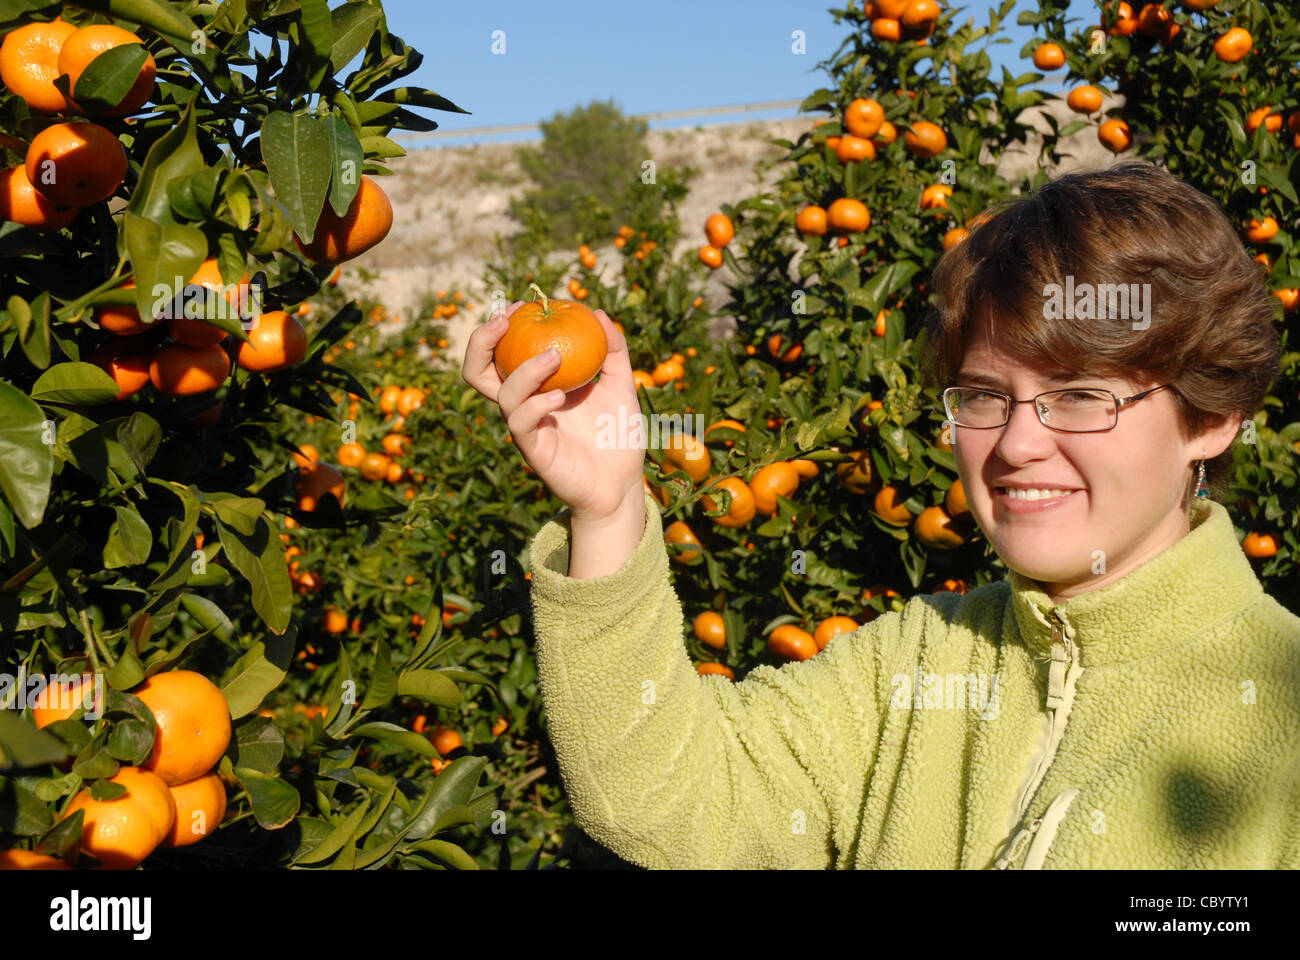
left=0, top=381, right=53, bottom=528
left=348, top=722, right=436, bottom=757
left=0, top=777, right=54, bottom=836
left=103, top=504, right=153, bottom=569
left=361, top=638, right=398, bottom=709
left=0, top=712, right=68, bottom=770
left=330, top=1, right=382, bottom=73
left=122, top=96, right=207, bottom=225
left=13, top=291, right=51, bottom=369
left=404, top=837, right=479, bottom=870
left=104, top=642, right=145, bottom=692
left=293, top=795, right=369, bottom=865
left=116, top=413, right=162, bottom=477
left=234, top=767, right=299, bottom=829
left=30, top=363, right=120, bottom=405
left=122, top=213, right=208, bottom=323
left=219, top=627, right=295, bottom=719
left=261, top=111, right=335, bottom=241
left=67, top=42, right=148, bottom=115
left=107, top=718, right=153, bottom=764
left=227, top=716, right=284, bottom=774
left=395, top=669, right=460, bottom=708
left=71, top=728, right=119, bottom=780
left=214, top=514, right=293, bottom=634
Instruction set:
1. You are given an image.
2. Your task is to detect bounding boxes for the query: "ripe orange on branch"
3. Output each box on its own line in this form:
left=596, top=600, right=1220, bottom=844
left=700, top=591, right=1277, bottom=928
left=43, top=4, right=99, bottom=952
left=63, top=767, right=174, bottom=869
left=795, top=204, right=828, bottom=236
left=0, top=18, right=78, bottom=112
left=148, top=343, right=230, bottom=396
left=164, top=773, right=226, bottom=848
left=693, top=611, right=727, bottom=649
left=814, top=616, right=859, bottom=650
left=665, top=520, right=703, bottom=563
left=1032, top=42, right=1065, bottom=70
left=294, top=175, right=393, bottom=265
left=296, top=462, right=346, bottom=511
left=492, top=284, right=607, bottom=393
left=25, top=121, right=127, bottom=206
left=915, top=505, right=965, bottom=549
left=238, top=310, right=307, bottom=373
left=90, top=340, right=151, bottom=400
left=768, top=624, right=818, bottom=661
left=750, top=461, right=800, bottom=515
left=1098, top=119, right=1132, bottom=153
left=1212, top=28, right=1251, bottom=63
left=904, top=121, right=946, bottom=158
left=0, top=164, right=77, bottom=231
left=701, top=476, right=756, bottom=527
left=845, top=97, right=885, bottom=138
left=828, top=197, right=870, bottom=233
left=705, top=213, right=734, bottom=247
left=58, top=23, right=156, bottom=116
left=1066, top=85, right=1103, bottom=114
left=133, top=670, right=232, bottom=785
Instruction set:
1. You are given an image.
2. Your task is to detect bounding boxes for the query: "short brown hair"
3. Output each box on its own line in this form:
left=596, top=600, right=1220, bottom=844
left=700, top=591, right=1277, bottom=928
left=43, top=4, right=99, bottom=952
left=919, top=161, right=1281, bottom=503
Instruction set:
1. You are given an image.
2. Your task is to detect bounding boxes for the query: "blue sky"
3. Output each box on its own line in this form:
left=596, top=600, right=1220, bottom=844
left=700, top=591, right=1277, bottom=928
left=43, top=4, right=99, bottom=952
left=366, top=0, right=1096, bottom=149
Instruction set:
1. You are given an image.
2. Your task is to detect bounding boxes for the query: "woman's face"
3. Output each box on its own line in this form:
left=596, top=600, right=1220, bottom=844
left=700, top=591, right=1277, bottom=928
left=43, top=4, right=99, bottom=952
left=951, top=315, right=1238, bottom=602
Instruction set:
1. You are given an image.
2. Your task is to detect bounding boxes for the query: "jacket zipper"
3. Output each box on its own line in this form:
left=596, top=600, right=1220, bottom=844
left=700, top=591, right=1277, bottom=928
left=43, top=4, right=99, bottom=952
left=993, top=607, right=1076, bottom=870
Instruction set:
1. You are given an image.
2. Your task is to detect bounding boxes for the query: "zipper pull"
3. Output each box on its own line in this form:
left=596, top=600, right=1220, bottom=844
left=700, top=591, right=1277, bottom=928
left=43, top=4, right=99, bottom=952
left=993, top=817, right=1043, bottom=870
left=1045, top=609, right=1073, bottom=710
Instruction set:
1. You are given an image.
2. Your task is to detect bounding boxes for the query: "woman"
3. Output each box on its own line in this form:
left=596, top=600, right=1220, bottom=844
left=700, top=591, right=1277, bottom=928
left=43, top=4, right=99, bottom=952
left=461, top=162, right=1300, bottom=869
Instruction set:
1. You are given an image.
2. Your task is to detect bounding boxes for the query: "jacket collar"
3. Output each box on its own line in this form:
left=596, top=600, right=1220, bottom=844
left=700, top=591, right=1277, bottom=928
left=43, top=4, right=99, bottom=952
left=1008, top=498, right=1263, bottom=666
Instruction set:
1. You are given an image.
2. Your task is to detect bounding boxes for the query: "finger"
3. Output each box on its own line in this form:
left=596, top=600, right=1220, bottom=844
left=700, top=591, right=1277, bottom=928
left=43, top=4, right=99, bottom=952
left=505, top=387, right=567, bottom=460
left=460, top=301, right=524, bottom=402
left=497, top=348, right=563, bottom=415
left=590, top=309, right=635, bottom=384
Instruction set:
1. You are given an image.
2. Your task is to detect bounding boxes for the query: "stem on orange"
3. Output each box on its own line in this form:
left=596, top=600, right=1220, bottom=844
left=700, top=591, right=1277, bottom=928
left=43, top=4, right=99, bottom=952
left=527, top=282, right=550, bottom=314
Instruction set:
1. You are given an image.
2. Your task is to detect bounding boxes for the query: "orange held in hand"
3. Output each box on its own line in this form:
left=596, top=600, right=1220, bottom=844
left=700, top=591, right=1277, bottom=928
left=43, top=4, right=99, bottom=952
left=133, top=670, right=232, bottom=785
left=492, top=283, right=608, bottom=393
left=294, top=175, right=393, bottom=265
left=25, top=121, right=127, bottom=206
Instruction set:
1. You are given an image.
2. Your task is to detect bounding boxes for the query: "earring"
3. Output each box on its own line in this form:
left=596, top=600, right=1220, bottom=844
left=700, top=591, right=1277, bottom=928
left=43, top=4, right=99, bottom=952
left=1194, top=459, right=1208, bottom=499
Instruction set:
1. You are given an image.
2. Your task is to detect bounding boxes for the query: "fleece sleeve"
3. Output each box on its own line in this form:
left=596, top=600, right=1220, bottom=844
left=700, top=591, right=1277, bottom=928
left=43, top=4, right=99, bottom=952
left=527, top=492, right=898, bottom=869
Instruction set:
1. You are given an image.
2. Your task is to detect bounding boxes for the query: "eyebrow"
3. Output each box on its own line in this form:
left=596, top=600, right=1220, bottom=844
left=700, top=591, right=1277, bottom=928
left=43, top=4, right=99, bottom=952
left=955, top=371, right=1101, bottom=388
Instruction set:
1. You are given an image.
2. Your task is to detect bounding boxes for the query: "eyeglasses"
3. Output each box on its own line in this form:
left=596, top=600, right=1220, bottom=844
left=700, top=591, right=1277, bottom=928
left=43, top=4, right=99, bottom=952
left=941, top=384, right=1172, bottom=433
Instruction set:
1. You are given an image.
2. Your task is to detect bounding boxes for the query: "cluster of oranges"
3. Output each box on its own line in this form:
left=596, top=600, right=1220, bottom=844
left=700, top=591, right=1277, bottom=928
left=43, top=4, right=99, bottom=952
left=613, top=224, right=658, bottom=257
left=0, top=19, right=153, bottom=231
left=2, top=671, right=232, bottom=869
left=698, top=213, right=734, bottom=269
left=326, top=384, right=429, bottom=498
left=862, top=0, right=941, bottom=44
left=432, top=290, right=470, bottom=319
left=91, top=258, right=310, bottom=401
left=632, top=349, right=700, bottom=392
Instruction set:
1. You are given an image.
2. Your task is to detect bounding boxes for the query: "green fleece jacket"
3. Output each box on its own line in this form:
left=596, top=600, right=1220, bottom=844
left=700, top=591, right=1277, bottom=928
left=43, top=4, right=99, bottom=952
left=527, top=494, right=1300, bottom=868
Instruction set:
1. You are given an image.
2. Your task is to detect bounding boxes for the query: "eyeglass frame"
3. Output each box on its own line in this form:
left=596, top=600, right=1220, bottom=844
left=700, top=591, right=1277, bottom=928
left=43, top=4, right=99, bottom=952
left=940, top=383, right=1173, bottom=433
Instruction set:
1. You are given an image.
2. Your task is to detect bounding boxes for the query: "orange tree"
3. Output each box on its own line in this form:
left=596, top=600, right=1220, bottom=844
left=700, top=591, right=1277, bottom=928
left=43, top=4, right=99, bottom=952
left=0, top=0, right=497, bottom=870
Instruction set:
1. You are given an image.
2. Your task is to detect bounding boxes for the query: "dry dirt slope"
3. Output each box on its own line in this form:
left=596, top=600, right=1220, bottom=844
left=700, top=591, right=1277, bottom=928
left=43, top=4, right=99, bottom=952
left=343, top=96, right=1119, bottom=357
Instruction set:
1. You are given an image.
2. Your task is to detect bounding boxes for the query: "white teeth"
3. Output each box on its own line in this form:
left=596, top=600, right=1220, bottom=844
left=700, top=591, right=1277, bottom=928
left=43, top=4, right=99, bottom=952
left=999, top=487, right=1074, bottom=501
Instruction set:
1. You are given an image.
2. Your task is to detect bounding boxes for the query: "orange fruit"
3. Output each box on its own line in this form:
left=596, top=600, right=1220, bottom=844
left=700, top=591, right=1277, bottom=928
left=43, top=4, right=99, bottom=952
left=1245, top=107, right=1282, bottom=136
left=1135, top=3, right=1171, bottom=36
left=1032, top=42, right=1065, bottom=70
left=768, top=624, right=818, bottom=661
left=379, top=384, right=402, bottom=414
left=1, top=19, right=78, bottom=111
left=493, top=289, right=608, bottom=393
left=836, top=449, right=877, bottom=494
left=767, top=333, right=803, bottom=362
left=0, top=164, right=77, bottom=231
left=701, top=476, right=756, bottom=527
left=705, top=213, right=734, bottom=247
left=915, top=505, right=965, bottom=549
left=90, top=340, right=152, bottom=400
left=58, top=23, right=156, bottom=116
left=750, top=461, right=800, bottom=515
left=696, top=662, right=735, bottom=681
left=828, top=197, right=870, bottom=233
left=397, top=386, right=424, bottom=416
left=901, top=0, right=940, bottom=29
left=359, top=452, right=391, bottom=481
left=1274, top=288, right=1299, bottom=312
left=164, top=772, right=226, bottom=848
left=1183, top=0, right=1219, bottom=7
left=1246, top=217, right=1278, bottom=243
left=1242, top=532, right=1277, bottom=558
left=795, top=205, right=828, bottom=236
left=294, top=175, right=393, bottom=264
left=1098, top=118, right=1132, bottom=153
left=429, top=726, right=462, bottom=756
left=148, top=342, right=230, bottom=396
left=133, top=670, right=232, bottom=785
left=662, top=433, right=711, bottom=483
left=167, top=258, right=252, bottom=338
left=665, top=520, right=702, bottom=564
left=1066, top=85, right=1103, bottom=114
left=873, top=120, right=898, bottom=144
left=1213, top=27, right=1251, bottom=63
left=633, top=369, right=656, bottom=390
left=836, top=134, right=876, bottom=164
left=0, top=849, right=69, bottom=870
left=942, top=226, right=969, bottom=250
left=324, top=608, right=348, bottom=633
left=292, top=444, right=318, bottom=468
left=873, top=485, right=914, bottom=524
left=1107, top=1, right=1137, bottom=35
left=337, top=443, right=365, bottom=468
left=825, top=135, right=842, bottom=151
left=791, top=459, right=819, bottom=479
left=295, top=462, right=346, bottom=511
left=693, top=611, right=727, bottom=649
left=920, top=183, right=952, bottom=210
left=491, top=717, right=509, bottom=736
left=944, top=478, right=970, bottom=516
left=25, top=121, right=127, bottom=206
left=381, top=433, right=410, bottom=457
left=384, top=461, right=404, bottom=483
left=31, top=676, right=101, bottom=729
left=845, top=97, right=885, bottom=138
left=238, top=310, right=307, bottom=373
left=699, top=244, right=723, bottom=268
left=904, top=121, right=946, bottom=158
left=63, top=766, right=173, bottom=869
left=705, top=418, right=747, bottom=442
left=871, top=17, right=902, bottom=41
left=651, top=359, right=685, bottom=385
left=873, top=0, right=910, bottom=16
left=813, top=616, right=859, bottom=650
